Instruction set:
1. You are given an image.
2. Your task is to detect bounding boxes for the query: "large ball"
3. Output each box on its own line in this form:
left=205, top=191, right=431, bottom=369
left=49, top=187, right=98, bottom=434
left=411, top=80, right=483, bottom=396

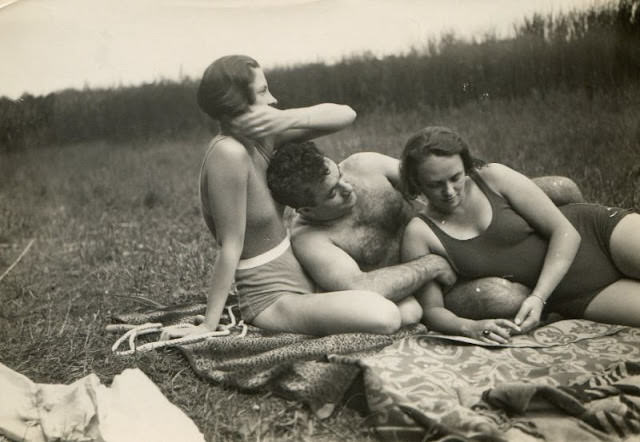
left=532, top=176, right=584, bottom=206
left=444, top=277, right=530, bottom=320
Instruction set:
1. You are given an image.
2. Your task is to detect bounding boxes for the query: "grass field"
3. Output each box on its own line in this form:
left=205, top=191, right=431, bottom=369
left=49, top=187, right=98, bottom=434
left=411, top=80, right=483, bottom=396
left=1, top=85, right=639, bottom=441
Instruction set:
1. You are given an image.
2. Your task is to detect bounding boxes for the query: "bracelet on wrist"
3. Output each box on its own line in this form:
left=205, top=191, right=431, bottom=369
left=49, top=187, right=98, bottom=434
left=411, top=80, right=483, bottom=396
left=530, top=294, right=547, bottom=305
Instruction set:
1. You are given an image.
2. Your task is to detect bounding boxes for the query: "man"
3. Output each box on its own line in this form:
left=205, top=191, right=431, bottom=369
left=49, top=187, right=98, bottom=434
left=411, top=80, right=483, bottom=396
left=266, top=141, right=584, bottom=326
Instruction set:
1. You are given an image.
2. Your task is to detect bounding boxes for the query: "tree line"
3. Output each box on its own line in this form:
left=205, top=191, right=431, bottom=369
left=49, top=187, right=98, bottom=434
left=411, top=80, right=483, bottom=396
left=1, top=0, right=638, bottom=151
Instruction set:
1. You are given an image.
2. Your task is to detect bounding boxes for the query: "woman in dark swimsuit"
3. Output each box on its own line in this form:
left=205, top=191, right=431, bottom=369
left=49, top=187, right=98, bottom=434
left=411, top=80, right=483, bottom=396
left=399, top=126, right=640, bottom=344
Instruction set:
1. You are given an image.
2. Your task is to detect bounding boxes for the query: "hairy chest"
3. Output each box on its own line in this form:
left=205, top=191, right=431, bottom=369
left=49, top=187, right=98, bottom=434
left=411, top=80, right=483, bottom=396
left=330, top=179, right=414, bottom=270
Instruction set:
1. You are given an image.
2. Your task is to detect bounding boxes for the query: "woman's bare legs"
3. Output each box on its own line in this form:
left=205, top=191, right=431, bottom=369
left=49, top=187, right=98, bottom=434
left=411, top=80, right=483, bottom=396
left=583, top=213, right=640, bottom=326
left=252, top=290, right=402, bottom=335
left=609, top=213, right=640, bottom=279
left=583, top=279, right=640, bottom=326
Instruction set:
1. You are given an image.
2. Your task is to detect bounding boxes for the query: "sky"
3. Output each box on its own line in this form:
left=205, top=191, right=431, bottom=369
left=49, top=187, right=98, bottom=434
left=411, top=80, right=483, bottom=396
left=0, top=0, right=602, bottom=100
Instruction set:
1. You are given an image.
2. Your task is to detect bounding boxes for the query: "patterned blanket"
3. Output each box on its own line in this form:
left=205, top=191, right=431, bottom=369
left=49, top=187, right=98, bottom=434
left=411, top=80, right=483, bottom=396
left=111, top=306, right=640, bottom=441
left=111, top=304, right=420, bottom=417
left=331, top=320, right=640, bottom=441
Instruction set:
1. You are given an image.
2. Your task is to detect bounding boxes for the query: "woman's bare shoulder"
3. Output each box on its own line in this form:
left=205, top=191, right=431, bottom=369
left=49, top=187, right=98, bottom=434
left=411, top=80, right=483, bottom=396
left=475, top=163, right=518, bottom=194
left=208, top=135, right=247, bottom=155
left=401, top=216, right=443, bottom=260
left=475, top=162, right=512, bottom=179
left=405, top=216, right=437, bottom=243
left=204, top=136, right=251, bottom=169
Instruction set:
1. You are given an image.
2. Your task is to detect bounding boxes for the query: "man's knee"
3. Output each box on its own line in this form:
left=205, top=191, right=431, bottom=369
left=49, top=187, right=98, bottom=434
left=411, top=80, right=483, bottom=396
left=399, top=297, right=423, bottom=326
left=372, top=310, right=403, bottom=335
left=532, top=176, right=585, bottom=206
left=367, top=295, right=403, bottom=334
left=444, top=277, right=530, bottom=320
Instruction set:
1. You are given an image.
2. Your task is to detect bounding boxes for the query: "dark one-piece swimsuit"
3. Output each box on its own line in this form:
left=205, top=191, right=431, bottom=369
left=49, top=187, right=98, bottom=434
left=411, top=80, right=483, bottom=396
left=419, top=172, right=634, bottom=318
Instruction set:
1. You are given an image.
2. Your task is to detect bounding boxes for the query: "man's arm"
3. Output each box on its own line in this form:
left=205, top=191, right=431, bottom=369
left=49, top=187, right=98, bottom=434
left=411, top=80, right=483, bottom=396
left=292, top=233, right=455, bottom=302
left=341, top=152, right=401, bottom=186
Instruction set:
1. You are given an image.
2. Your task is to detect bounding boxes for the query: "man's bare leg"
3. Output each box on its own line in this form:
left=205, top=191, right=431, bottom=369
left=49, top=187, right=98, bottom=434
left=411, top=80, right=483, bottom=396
left=252, top=290, right=403, bottom=335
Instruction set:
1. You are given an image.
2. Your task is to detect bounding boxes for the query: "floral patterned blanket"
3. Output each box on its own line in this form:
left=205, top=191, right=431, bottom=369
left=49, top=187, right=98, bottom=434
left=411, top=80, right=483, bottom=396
left=111, top=305, right=640, bottom=441
left=331, top=320, right=640, bottom=441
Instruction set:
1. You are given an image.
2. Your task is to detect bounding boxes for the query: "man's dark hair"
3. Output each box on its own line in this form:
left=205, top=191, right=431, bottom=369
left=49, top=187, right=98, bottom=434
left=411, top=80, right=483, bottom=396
left=267, top=141, right=330, bottom=208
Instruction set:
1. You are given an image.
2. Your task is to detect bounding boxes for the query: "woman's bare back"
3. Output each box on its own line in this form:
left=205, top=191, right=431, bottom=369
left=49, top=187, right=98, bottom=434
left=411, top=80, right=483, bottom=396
left=200, top=136, right=287, bottom=258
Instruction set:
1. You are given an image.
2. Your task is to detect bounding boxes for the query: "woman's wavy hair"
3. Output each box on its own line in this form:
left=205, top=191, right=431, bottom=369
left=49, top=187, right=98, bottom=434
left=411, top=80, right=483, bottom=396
left=399, top=126, right=485, bottom=199
left=197, top=55, right=259, bottom=126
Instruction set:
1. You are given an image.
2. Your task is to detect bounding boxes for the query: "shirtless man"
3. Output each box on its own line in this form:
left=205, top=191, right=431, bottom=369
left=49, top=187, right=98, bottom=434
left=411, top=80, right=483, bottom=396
left=267, top=141, right=430, bottom=323
left=266, top=141, right=585, bottom=323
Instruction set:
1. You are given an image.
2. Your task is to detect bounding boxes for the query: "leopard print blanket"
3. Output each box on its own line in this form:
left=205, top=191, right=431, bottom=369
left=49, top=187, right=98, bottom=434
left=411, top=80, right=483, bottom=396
left=111, top=302, right=421, bottom=416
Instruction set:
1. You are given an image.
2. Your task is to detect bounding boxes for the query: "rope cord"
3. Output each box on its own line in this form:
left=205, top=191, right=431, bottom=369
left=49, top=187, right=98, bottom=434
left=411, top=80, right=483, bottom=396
left=109, top=306, right=247, bottom=356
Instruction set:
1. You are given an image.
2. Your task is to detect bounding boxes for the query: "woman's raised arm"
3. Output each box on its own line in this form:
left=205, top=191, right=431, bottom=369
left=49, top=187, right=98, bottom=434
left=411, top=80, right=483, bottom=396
left=230, top=103, right=356, bottom=143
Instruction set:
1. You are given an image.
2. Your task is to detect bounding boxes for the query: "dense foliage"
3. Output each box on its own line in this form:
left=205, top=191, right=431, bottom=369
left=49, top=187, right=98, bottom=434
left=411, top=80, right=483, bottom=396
left=1, top=0, right=638, bottom=151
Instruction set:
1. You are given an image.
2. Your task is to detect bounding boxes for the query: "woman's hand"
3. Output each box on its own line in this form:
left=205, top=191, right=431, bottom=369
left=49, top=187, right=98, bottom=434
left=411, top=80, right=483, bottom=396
left=159, top=323, right=218, bottom=341
left=467, top=319, right=521, bottom=344
left=514, top=295, right=545, bottom=333
left=230, top=105, right=290, bottom=140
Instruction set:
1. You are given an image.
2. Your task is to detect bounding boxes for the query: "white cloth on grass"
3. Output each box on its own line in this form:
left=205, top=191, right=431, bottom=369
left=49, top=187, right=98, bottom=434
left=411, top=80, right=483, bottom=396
left=0, top=362, right=204, bottom=442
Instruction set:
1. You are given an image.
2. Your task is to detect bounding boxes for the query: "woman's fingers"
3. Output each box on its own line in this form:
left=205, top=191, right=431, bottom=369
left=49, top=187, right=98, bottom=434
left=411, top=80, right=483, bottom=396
left=514, top=304, right=529, bottom=326
left=491, top=326, right=511, bottom=342
left=159, top=327, right=188, bottom=341
left=479, top=319, right=522, bottom=344
left=519, top=314, right=540, bottom=333
left=514, top=297, right=542, bottom=332
left=231, top=106, right=283, bottom=139
left=497, top=319, right=521, bottom=334
left=483, top=330, right=509, bottom=344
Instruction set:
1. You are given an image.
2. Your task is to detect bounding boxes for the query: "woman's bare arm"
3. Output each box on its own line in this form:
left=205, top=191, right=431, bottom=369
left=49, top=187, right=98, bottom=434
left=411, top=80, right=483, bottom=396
left=480, top=164, right=581, bottom=331
left=230, top=104, right=356, bottom=143
left=199, top=140, right=250, bottom=332
left=402, top=217, right=520, bottom=343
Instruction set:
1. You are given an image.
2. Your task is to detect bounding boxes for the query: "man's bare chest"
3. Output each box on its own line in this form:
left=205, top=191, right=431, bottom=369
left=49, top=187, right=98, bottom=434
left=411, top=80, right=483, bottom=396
left=329, top=181, right=413, bottom=270
left=331, top=225, right=402, bottom=270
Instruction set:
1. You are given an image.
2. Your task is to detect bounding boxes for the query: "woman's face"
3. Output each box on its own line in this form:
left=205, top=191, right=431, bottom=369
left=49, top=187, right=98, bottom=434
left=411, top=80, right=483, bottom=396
left=416, top=154, right=467, bottom=214
left=250, top=67, right=277, bottom=106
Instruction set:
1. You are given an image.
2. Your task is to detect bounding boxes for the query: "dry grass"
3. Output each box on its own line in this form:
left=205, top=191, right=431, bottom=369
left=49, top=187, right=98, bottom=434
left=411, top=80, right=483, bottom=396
left=1, top=86, right=638, bottom=441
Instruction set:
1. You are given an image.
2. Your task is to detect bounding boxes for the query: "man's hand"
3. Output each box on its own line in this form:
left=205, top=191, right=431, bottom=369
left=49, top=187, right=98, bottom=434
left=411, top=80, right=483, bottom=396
left=432, top=255, right=457, bottom=288
left=230, top=105, right=290, bottom=140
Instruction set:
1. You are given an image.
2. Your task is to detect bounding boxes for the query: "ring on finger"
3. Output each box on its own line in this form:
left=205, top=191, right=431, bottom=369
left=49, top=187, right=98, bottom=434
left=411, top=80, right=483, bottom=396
left=482, top=329, right=491, bottom=337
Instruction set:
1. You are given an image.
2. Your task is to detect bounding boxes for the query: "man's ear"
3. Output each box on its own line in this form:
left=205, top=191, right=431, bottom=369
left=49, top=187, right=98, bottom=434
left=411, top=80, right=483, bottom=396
left=297, top=206, right=312, bottom=216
